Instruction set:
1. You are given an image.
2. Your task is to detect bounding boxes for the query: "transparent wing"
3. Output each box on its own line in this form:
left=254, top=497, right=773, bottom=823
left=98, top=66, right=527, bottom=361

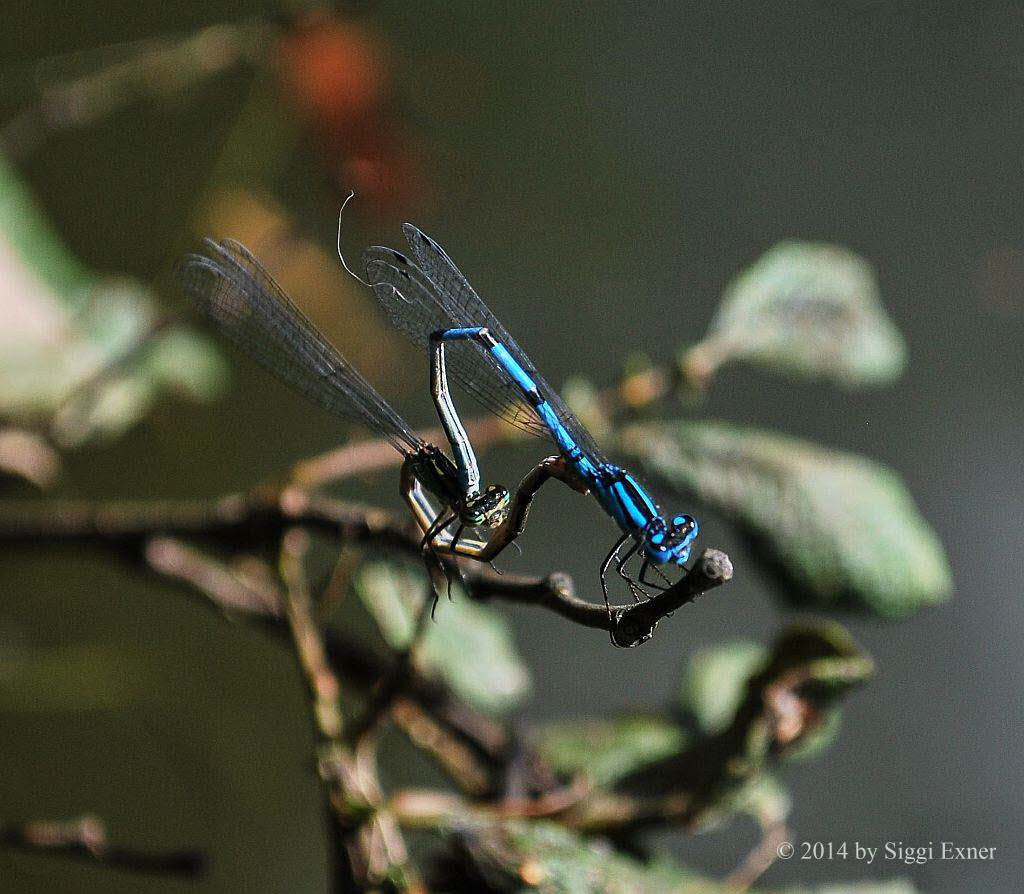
left=177, top=239, right=421, bottom=456
left=363, top=246, right=553, bottom=441
left=365, top=225, right=606, bottom=462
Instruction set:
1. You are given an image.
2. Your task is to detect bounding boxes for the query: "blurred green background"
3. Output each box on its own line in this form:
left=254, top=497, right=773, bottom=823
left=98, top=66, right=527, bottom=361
left=2, top=2, right=1022, bottom=892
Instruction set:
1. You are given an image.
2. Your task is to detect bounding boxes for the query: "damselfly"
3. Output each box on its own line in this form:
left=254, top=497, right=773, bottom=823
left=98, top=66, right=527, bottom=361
left=362, top=226, right=700, bottom=614
left=176, top=238, right=551, bottom=575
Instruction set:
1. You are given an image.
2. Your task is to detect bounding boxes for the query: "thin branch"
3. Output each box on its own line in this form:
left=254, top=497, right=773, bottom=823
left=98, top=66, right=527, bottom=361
left=470, top=548, right=733, bottom=648
left=0, top=428, right=60, bottom=488
left=0, top=814, right=204, bottom=877
left=280, top=529, right=345, bottom=739
left=291, top=416, right=514, bottom=488
left=345, top=581, right=434, bottom=749
left=724, top=818, right=790, bottom=893
left=145, top=536, right=281, bottom=618
left=278, top=528, right=423, bottom=893
left=1, top=21, right=264, bottom=159
left=289, top=363, right=683, bottom=490
left=0, top=491, right=732, bottom=646
left=143, top=537, right=515, bottom=797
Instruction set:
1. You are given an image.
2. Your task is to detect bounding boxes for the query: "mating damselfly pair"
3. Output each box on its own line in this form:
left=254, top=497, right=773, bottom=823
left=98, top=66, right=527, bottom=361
left=177, top=215, right=699, bottom=626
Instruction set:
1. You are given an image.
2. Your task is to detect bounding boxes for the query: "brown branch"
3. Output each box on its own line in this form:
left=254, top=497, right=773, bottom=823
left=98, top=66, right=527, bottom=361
left=291, top=416, right=515, bottom=487
left=145, top=536, right=281, bottom=618
left=278, top=528, right=423, bottom=893
left=0, top=428, right=60, bottom=488
left=0, top=490, right=732, bottom=646
left=142, top=537, right=516, bottom=797
left=1, top=21, right=264, bottom=160
left=345, top=583, right=433, bottom=749
left=280, top=529, right=345, bottom=739
left=0, top=814, right=204, bottom=877
left=288, top=365, right=682, bottom=491
left=469, top=548, right=734, bottom=648
left=724, top=818, right=790, bottom=893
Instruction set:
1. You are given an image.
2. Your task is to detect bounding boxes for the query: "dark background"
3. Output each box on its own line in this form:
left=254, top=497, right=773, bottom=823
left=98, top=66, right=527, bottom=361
left=2, top=3, right=1022, bottom=892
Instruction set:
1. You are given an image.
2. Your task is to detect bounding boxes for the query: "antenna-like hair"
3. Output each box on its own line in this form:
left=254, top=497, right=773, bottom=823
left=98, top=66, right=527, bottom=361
left=337, top=190, right=370, bottom=286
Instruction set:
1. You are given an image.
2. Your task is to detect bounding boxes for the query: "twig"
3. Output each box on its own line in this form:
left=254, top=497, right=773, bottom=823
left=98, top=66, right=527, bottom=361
left=345, top=580, right=434, bottom=749
left=0, top=491, right=732, bottom=646
left=291, top=416, right=514, bottom=487
left=280, top=529, right=345, bottom=739
left=278, top=528, right=422, bottom=892
left=0, top=428, right=60, bottom=488
left=469, top=548, right=733, bottom=648
left=0, top=814, right=204, bottom=877
left=724, top=818, right=790, bottom=892
left=1, top=21, right=264, bottom=159
left=142, top=537, right=514, bottom=796
left=145, top=536, right=281, bottom=618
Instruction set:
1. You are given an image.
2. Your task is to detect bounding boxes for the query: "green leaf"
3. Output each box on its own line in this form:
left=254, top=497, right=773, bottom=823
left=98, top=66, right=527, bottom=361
left=0, top=153, right=226, bottom=446
left=754, top=622, right=874, bottom=761
left=683, top=241, right=906, bottom=388
left=536, top=714, right=687, bottom=787
left=605, top=623, right=869, bottom=830
left=448, top=815, right=708, bottom=893
left=0, top=150, right=92, bottom=298
left=355, top=561, right=531, bottom=715
left=678, top=640, right=766, bottom=734
left=51, top=373, right=157, bottom=448
left=622, top=420, right=952, bottom=617
left=145, top=325, right=228, bottom=402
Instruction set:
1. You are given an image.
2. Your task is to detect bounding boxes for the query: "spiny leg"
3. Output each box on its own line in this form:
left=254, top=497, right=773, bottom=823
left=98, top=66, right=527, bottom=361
left=600, top=534, right=632, bottom=624
left=615, top=541, right=649, bottom=603
left=420, top=508, right=456, bottom=617
left=639, top=559, right=672, bottom=592
left=447, top=524, right=466, bottom=601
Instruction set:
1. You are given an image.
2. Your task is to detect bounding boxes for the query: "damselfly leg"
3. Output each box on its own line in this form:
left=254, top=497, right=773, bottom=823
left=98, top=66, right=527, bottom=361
left=639, top=559, right=673, bottom=592
left=614, top=540, right=652, bottom=602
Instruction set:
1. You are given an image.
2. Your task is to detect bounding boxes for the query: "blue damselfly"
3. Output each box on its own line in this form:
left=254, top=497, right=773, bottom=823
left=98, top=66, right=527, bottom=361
left=362, top=226, right=700, bottom=614
left=176, top=238, right=546, bottom=574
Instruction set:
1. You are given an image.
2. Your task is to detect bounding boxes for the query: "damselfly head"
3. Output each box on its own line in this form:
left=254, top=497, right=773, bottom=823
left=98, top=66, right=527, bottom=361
left=643, top=514, right=699, bottom=566
left=462, top=485, right=510, bottom=529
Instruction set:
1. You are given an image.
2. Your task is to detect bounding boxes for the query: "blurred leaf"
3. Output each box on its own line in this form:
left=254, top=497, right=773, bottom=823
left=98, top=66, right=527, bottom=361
left=447, top=815, right=707, bottom=893
left=599, top=622, right=869, bottom=831
left=678, top=640, right=766, bottom=734
left=622, top=420, right=952, bottom=617
left=144, top=324, right=228, bottom=402
left=51, top=368, right=158, bottom=448
left=536, top=714, right=687, bottom=787
left=737, top=772, right=790, bottom=826
left=0, top=151, right=91, bottom=298
left=355, top=561, right=530, bottom=715
left=683, top=241, right=906, bottom=388
left=783, top=706, right=842, bottom=763
left=561, top=376, right=612, bottom=444
left=679, top=627, right=866, bottom=762
left=0, top=152, right=226, bottom=446
left=752, top=622, right=873, bottom=760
